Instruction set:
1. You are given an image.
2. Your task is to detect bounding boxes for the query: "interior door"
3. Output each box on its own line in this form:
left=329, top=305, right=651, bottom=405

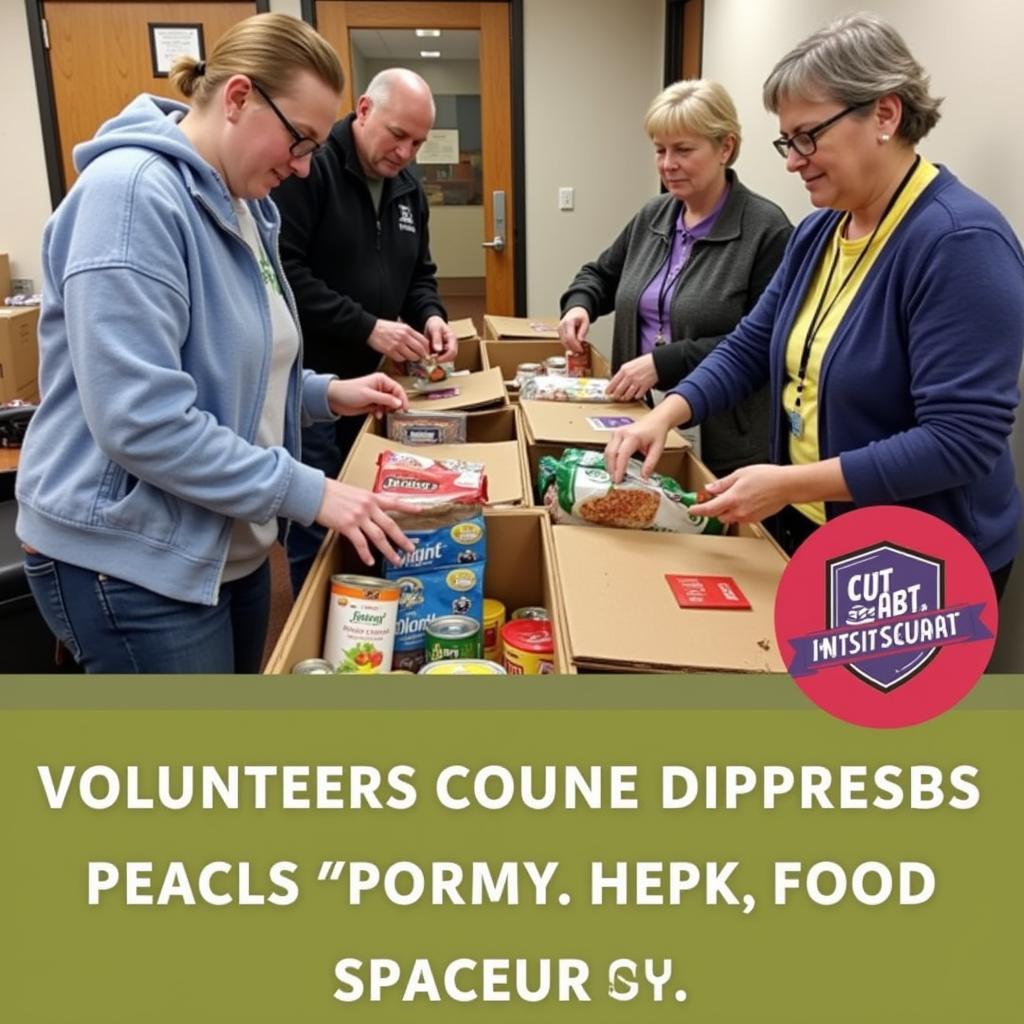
left=42, top=1, right=259, bottom=191
left=315, top=1, right=516, bottom=317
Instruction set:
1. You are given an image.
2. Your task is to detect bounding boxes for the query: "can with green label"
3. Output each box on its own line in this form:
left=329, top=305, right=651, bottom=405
left=425, top=615, right=481, bottom=662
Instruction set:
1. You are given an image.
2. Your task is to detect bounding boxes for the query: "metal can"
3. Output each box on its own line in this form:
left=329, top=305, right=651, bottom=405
left=482, top=598, right=506, bottom=662
left=511, top=605, right=550, bottom=621
left=567, top=341, right=592, bottom=377
left=425, top=615, right=482, bottom=662
left=515, top=362, right=542, bottom=386
left=419, top=659, right=507, bottom=676
left=291, top=658, right=335, bottom=675
left=544, top=355, right=567, bottom=375
left=324, top=574, right=400, bottom=674
left=502, top=619, right=555, bottom=675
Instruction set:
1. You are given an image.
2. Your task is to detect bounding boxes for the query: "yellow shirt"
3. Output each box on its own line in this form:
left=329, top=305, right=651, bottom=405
left=783, top=157, right=939, bottom=524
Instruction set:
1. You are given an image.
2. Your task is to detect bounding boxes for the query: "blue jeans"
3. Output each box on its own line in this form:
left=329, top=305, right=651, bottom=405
left=23, top=554, right=270, bottom=673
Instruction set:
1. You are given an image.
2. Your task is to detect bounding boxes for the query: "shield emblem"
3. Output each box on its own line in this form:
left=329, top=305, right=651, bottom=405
left=826, top=542, right=944, bottom=691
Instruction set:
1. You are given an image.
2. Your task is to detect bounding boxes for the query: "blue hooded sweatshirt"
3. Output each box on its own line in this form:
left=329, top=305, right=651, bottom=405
left=16, top=95, right=334, bottom=605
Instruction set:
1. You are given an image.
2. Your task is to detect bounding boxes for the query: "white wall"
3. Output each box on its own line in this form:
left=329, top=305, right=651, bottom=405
left=703, top=0, right=1024, bottom=670
left=0, top=1, right=55, bottom=293
left=522, top=0, right=664, bottom=355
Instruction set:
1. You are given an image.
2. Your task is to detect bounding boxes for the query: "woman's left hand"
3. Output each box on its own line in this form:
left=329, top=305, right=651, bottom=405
left=328, top=373, right=409, bottom=419
left=607, top=354, right=658, bottom=402
left=689, top=464, right=793, bottom=523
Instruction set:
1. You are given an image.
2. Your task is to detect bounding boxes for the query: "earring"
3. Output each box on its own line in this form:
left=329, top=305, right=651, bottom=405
left=879, top=133, right=891, bottom=143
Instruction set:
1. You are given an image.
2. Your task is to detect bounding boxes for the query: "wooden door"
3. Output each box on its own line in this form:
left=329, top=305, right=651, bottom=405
left=315, top=1, right=516, bottom=315
left=42, top=1, right=259, bottom=191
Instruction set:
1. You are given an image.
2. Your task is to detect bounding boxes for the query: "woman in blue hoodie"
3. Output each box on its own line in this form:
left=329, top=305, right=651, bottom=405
left=16, top=14, right=418, bottom=672
left=605, top=13, right=1023, bottom=596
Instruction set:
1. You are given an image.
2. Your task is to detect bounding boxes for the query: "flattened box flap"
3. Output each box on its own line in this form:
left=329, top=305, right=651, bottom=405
left=551, top=524, right=786, bottom=673
left=398, top=367, right=508, bottom=412
left=484, top=314, right=560, bottom=340
left=522, top=398, right=689, bottom=449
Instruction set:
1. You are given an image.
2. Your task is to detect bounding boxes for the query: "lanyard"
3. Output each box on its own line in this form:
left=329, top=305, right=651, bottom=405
left=655, top=224, right=684, bottom=346
left=792, top=155, right=921, bottom=414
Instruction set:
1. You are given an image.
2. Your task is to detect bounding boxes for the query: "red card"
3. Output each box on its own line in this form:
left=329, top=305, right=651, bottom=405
left=666, top=574, right=752, bottom=610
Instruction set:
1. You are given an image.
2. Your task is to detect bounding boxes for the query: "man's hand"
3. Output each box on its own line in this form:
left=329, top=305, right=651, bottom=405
left=367, top=319, right=431, bottom=362
left=328, top=373, right=408, bottom=419
left=559, top=306, right=590, bottom=354
left=607, top=353, right=658, bottom=402
left=423, top=315, right=458, bottom=362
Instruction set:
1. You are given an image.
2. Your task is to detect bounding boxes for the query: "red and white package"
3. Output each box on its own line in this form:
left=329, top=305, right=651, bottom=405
left=373, top=450, right=489, bottom=505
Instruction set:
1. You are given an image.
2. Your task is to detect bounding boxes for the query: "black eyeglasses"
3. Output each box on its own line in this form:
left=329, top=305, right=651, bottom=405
left=772, top=102, right=873, bottom=159
left=250, top=80, right=321, bottom=158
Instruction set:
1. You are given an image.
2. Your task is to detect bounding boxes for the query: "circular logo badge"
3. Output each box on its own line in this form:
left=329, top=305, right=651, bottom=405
left=774, top=506, right=997, bottom=728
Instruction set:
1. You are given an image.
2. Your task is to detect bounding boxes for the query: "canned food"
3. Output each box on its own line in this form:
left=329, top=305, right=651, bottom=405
left=515, top=362, right=542, bottom=386
left=419, top=659, right=507, bottom=675
left=482, top=598, right=507, bottom=662
left=544, top=355, right=567, bottom=375
left=511, top=605, right=550, bottom=621
left=291, top=658, right=334, bottom=675
left=502, top=619, right=555, bottom=675
left=324, top=574, right=400, bottom=674
left=425, top=615, right=481, bottom=662
left=567, top=341, right=591, bottom=377
left=391, top=646, right=427, bottom=674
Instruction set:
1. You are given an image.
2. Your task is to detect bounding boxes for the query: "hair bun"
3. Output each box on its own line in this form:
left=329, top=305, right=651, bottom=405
left=194, top=60, right=206, bottom=76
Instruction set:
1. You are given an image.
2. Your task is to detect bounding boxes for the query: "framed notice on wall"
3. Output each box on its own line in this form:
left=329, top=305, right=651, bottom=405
left=148, top=23, right=205, bottom=79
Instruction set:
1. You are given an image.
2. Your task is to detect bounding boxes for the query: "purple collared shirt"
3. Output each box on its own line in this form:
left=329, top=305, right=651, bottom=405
left=637, top=187, right=730, bottom=356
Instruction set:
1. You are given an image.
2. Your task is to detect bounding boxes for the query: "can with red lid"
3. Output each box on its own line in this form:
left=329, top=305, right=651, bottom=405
left=501, top=619, right=555, bottom=675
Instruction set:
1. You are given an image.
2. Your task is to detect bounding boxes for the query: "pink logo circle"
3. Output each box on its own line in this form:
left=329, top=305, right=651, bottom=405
left=775, top=506, right=997, bottom=728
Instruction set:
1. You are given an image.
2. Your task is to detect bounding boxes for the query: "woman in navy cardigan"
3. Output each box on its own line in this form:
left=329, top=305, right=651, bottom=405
left=606, top=13, right=1023, bottom=596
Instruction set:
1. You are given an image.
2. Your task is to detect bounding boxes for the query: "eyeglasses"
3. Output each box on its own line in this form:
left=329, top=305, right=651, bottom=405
left=772, top=102, right=873, bottom=159
left=249, top=80, right=321, bottom=158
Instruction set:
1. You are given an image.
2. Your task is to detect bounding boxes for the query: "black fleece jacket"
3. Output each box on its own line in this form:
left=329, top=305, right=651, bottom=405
left=273, top=113, right=447, bottom=377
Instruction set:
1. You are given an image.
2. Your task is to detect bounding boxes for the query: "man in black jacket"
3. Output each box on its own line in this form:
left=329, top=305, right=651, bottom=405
left=275, top=68, right=458, bottom=592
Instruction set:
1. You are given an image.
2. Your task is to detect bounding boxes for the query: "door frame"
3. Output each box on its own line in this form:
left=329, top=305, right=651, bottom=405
left=301, top=0, right=526, bottom=314
left=24, top=0, right=271, bottom=210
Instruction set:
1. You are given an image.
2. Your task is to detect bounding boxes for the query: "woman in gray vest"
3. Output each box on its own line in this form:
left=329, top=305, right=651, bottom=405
left=559, top=80, right=791, bottom=477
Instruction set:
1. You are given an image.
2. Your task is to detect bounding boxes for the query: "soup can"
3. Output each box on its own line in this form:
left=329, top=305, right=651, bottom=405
left=544, top=355, right=567, bottom=375
left=511, top=605, right=550, bottom=621
left=502, top=619, right=555, bottom=675
left=425, top=615, right=482, bottom=662
left=419, top=659, right=507, bottom=676
left=324, top=574, right=400, bottom=674
left=567, top=341, right=592, bottom=377
left=482, top=598, right=507, bottom=662
left=291, top=658, right=335, bottom=675
left=515, top=362, right=542, bottom=386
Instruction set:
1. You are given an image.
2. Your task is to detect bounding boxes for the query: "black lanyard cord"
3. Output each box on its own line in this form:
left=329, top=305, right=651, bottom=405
left=793, top=154, right=921, bottom=409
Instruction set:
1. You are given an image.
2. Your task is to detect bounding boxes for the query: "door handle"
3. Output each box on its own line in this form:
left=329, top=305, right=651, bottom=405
left=483, top=189, right=507, bottom=253
left=481, top=235, right=505, bottom=251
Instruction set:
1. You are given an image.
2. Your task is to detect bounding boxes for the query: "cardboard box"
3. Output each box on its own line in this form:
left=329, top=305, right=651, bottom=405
left=0, top=254, right=10, bottom=303
left=0, top=306, right=40, bottom=404
left=549, top=523, right=787, bottom=674
left=340, top=429, right=530, bottom=507
left=521, top=397, right=688, bottom=453
left=264, top=507, right=571, bottom=674
left=449, top=317, right=480, bottom=340
left=481, top=338, right=612, bottom=389
left=398, top=366, right=508, bottom=413
left=483, top=314, right=561, bottom=340
left=383, top=334, right=483, bottom=378
left=365, top=404, right=524, bottom=446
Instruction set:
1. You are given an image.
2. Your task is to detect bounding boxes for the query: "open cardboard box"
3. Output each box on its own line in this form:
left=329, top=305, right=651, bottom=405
left=0, top=306, right=40, bottom=403
left=483, top=314, right=560, bottom=340
left=549, top=523, right=787, bottom=674
left=265, top=507, right=571, bottom=674
left=382, top=332, right=483, bottom=378
left=481, top=339, right=611, bottom=399
left=521, top=397, right=687, bottom=455
left=340, top=426, right=531, bottom=507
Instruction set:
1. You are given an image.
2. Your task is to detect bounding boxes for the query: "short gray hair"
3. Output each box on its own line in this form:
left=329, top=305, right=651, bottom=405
left=364, top=68, right=435, bottom=120
left=762, top=12, right=942, bottom=144
left=643, top=80, right=742, bottom=166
